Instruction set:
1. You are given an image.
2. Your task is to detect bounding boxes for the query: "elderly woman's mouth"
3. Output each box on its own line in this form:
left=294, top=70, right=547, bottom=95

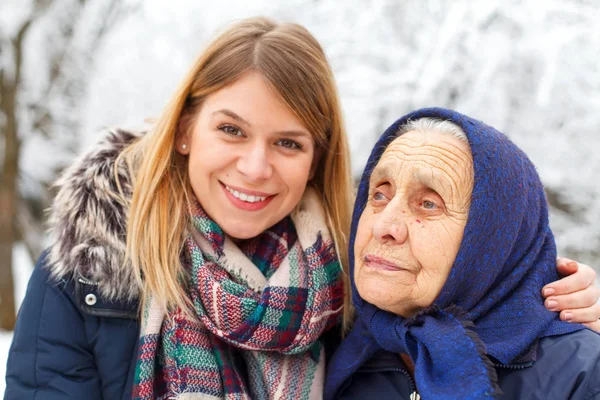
left=363, top=254, right=414, bottom=272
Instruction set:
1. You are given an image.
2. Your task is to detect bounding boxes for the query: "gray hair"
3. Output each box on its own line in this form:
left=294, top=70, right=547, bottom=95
left=397, top=117, right=468, bottom=143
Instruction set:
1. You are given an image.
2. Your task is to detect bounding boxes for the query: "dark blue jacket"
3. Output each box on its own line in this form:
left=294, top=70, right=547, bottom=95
left=5, top=129, right=143, bottom=399
left=332, top=329, right=600, bottom=399
left=4, top=251, right=140, bottom=400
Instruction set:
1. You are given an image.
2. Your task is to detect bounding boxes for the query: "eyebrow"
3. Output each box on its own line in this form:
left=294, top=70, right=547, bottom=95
left=212, top=108, right=312, bottom=139
left=370, top=163, right=390, bottom=185
left=277, top=130, right=312, bottom=139
left=412, top=169, right=449, bottom=194
left=371, top=161, right=448, bottom=194
left=212, top=109, right=251, bottom=126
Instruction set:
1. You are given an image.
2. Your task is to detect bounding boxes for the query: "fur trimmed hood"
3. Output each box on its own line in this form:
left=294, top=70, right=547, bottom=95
left=47, top=128, right=143, bottom=302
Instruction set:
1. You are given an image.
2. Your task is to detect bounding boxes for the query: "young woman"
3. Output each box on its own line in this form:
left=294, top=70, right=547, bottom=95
left=5, top=17, right=600, bottom=400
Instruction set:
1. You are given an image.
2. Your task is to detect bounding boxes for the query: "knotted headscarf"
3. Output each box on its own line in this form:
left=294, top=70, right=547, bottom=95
left=325, top=108, right=586, bottom=399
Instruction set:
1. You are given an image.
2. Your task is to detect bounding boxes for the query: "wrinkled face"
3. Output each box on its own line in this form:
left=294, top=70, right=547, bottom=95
left=177, top=72, right=317, bottom=239
left=354, top=130, right=474, bottom=317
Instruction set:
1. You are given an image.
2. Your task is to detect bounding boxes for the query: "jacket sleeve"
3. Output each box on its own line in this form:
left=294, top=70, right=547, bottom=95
left=4, top=252, right=103, bottom=400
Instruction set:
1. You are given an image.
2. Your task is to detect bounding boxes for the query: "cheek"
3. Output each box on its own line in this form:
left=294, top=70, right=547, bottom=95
left=412, top=220, right=462, bottom=277
left=354, top=211, right=374, bottom=258
left=187, top=149, right=225, bottom=182
left=187, top=130, right=224, bottom=169
left=186, top=145, right=234, bottom=205
left=353, top=213, right=379, bottom=295
left=277, top=155, right=313, bottom=194
left=437, top=220, right=465, bottom=261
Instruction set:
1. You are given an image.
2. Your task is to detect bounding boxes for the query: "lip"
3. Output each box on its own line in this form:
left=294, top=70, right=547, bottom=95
left=220, top=182, right=275, bottom=198
left=363, top=254, right=412, bottom=272
left=219, top=181, right=276, bottom=211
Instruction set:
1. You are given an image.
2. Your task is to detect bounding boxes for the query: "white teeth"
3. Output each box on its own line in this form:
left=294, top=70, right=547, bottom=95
left=225, top=185, right=267, bottom=203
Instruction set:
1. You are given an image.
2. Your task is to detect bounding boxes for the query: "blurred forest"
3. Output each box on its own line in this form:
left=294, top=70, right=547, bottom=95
left=1, top=0, right=599, bottom=331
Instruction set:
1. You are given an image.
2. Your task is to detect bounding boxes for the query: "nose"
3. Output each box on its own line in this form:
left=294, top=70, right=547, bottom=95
left=236, top=142, right=273, bottom=182
left=372, top=207, right=409, bottom=245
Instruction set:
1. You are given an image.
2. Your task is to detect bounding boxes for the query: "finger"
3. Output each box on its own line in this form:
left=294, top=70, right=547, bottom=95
left=556, top=256, right=574, bottom=265
left=542, top=263, right=596, bottom=297
left=545, top=285, right=600, bottom=311
left=582, top=320, right=600, bottom=333
left=555, top=259, right=578, bottom=277
left=558, top=303, right=600, bottom=324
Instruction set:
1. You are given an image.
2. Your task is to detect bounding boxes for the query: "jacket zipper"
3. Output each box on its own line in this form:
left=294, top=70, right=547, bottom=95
left=365, top=366, right=419, bottom=398
left=493, top=362, right=532, bottom=370
left=77, top=276, right=100, bottom=286
left=356, top=362, right=528, bottom=399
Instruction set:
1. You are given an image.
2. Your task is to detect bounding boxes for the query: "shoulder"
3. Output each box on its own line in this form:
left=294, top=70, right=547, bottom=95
left=497, top=329, right=600, bottom=399
left=540, top=330, right=600, bottom=396
left=537, top=329, right=600, bottom=372
left=46, top=128, right=144, bottom=304
left=6, top=250, right=140, bottom=399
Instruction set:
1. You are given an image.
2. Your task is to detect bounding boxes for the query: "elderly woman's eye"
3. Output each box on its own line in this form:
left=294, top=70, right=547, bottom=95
left=371, top=183, right=392, bottom=205
left=422, top=200, right=437, bottom=209
left=372, top=191, right=388, bottom=202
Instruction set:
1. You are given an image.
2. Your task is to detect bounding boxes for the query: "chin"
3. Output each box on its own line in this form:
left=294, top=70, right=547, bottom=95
left=221, top=224, right=263, bottom=240
left=356, top=276, right=386, bottom=305
left=356, top=273, right=411, bottom=316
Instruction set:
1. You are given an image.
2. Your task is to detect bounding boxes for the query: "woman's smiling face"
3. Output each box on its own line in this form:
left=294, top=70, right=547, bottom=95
left=354, top=129, right=474, bottom=317
left=177, top=71, right=318, bottom=239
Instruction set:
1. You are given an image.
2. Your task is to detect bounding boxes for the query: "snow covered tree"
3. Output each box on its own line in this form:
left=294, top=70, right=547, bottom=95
left=0, top=0, right=133, bottom=330
left=81, top=0, right=600, bottom=271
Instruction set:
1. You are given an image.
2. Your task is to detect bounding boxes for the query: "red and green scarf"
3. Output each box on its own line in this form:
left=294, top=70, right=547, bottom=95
left=133, top=188, right=343, bottom=400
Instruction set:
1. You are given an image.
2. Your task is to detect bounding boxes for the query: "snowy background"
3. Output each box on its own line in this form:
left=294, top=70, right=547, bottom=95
left=2, top=0, right=599, bottom=395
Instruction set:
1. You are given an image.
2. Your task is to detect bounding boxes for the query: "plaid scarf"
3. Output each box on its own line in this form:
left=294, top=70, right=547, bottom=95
left=134, top=188, right=343, bottom=400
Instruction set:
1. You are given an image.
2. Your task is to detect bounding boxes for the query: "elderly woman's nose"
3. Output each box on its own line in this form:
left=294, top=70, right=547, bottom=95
left=373, top=212, right=409, bottom=245
left=236, top=142, right=273, bottom=181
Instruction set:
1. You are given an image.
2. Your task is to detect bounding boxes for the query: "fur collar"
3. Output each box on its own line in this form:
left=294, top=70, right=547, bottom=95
left=47, top=128, right=143, bottom=302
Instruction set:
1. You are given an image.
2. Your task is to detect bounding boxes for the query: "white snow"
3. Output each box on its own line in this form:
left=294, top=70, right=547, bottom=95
left=76, top=0, right=600, bottom=266
left=2, top=0, right=600, bottom=396
left=4, top=1, right=598, bottom=268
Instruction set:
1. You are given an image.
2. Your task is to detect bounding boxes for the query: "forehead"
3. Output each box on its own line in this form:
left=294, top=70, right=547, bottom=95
left=372, top=129, right=473, bottom=185
left=202, top=72, right=307, bottom=127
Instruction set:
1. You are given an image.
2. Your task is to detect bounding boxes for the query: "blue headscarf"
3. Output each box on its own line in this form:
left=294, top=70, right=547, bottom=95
left=325, top=108, right=586, bottom=399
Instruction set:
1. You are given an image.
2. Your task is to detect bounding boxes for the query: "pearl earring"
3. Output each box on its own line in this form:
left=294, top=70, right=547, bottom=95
left=181, top=144, right=187, bottom=150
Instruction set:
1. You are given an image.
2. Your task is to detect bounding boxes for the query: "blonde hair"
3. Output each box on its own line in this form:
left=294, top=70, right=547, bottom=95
left=120, top=17, right=354, bottom=329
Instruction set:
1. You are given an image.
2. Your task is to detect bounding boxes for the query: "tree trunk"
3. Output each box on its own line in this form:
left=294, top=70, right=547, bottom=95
left=0, top=78, right=19, bottom=330
left=0, top=16, right=32, bottom=330
left=0, top=1, right=129, bottom=329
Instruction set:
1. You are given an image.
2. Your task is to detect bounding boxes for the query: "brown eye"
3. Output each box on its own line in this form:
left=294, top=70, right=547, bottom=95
left=219, top=124, right=244, bottom=137
left=276, top=138, right=303, bottom=150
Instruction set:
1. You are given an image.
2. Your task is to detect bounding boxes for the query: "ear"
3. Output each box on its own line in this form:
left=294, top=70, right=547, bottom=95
left=175, top=135, right=190, bottom=155
left=309, top=147, right=323, bottom=180
left=175, top=115, right=193, bottom=156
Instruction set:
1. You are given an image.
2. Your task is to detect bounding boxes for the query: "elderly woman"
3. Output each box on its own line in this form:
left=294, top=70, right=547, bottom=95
left=325, top=108, right=600, bottom=399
